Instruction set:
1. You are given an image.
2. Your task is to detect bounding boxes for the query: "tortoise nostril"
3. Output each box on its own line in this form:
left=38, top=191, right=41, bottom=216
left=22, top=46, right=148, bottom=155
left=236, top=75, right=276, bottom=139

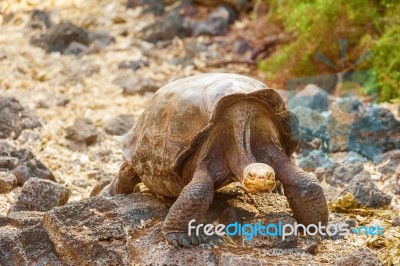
left=258, top=176, right=264, bottom=180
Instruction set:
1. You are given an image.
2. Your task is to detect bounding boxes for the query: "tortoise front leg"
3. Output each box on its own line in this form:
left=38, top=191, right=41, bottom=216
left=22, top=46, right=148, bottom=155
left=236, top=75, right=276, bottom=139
left=260, top=145, right=329, bottom=225
left=101, top=162, right=141, bottom=196
left=163, top=163, right=214, bottom=248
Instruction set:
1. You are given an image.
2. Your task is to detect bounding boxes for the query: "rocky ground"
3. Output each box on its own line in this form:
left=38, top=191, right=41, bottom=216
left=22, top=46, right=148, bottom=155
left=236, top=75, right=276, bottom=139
left=0, top=0, right=399, bottom=265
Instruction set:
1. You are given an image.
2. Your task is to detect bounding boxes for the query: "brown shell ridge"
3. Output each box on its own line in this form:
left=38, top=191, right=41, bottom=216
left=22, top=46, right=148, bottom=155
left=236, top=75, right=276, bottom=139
left=173, top=88, right=300, bottom=174
left=120, top=120, right=139, bottom=162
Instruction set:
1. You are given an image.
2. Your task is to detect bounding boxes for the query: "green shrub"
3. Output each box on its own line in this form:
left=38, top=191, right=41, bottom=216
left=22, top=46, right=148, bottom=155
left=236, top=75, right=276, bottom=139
left=258, top=0, right=400, bottom=101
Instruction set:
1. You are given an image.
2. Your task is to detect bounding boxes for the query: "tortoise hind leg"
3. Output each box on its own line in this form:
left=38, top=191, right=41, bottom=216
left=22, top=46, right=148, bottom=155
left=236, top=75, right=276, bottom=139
left=100, top=162, right=141, bottom=196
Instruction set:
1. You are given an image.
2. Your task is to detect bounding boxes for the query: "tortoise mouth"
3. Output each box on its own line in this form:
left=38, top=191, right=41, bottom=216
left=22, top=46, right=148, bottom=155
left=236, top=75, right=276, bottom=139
left=242, top=178, right=276, bottom=193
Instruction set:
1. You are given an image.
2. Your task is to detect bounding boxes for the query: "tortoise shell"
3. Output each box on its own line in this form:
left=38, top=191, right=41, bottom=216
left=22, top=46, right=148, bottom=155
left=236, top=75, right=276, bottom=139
left=121, top=73, right=299, bottom=187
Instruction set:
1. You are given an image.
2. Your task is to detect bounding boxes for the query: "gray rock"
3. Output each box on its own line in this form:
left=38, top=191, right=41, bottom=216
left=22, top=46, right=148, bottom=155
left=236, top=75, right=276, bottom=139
left=334, top=247, right=383, bottom=266
left=113, top=74, right=159, bottom=94
left=326, top=163, right=364, bottom=186
left=7, top=211, right=45, bottom=227
left=0, top=97, right=40, bottom=140
left=327, top=109, right=353, bottom=153
left=232, top=40, right=250, bottom=54
left=185, top=41, right=209, bottom=55
left=168, top=55, right=193, bottom=67
left=118, top=59, right=149, bottom=71
left=36, top=99, right=50, bottom=109
left=30, top=9, right=52, bottom=29
left=141, top=10, right=190, bottom=43
left=374, top=149, right=400, bottom=175
left=374, top=149, right=400, bottom=163
left=0, top=142, right=55, bottom=187
left=286, top=74, right=338, bottom=101
left=0, top=172, right=17, bottom=193
left=9, top=148, right=35, bottom=163
left=347, top=171, right=392, bottom=208
left=392, top=216, right=400, bottom=227
left=0, top=156, right=19, bottom=170
left=12, top=158, right=55, bottom=186
left=87, top=31, right=115, bottom=49
left=317, top=155, right=392, bottom=207
left=126, top=0, right=165, bottom=16
left=104, top=114, right=135, bottom=136
left=63, top=41, right=88, bottom=55
left=65, top=117, right=99, bottom=150
left=140, top=242, right=217, bottom=266
left=9, top=178, right=70, bottom=213
left=332, top=151, right=368, bottom=165
left=31, top=21, right=90, bottom=53
left=0, top=140, right=14, bottom=156
left=0, top=216, right=63, bottom=266
left=291, top=106, right=327, bottom=132
left=327, top=98, right=400, bottom=159
left=297, top=150, right=332, bottom=170
left=296, top=137, right=322, bottom=153
left=218, top=253, right=268, bottom=266
left=218, top=249, right=318, bottom=265
left=42, top=194, right=169, bottom=265
left=31, top=21, right=114, bottom=54
left=56, top=96, right=70, bottom=107
left=190, top=5, right=237, bottom=36
left=290, top=106, right=329, bottom=151
left=0, top=229, right=26, bottom=266
left=288, top=84, right=329, bottom=112
left=320, top=181, right=343, bottom=202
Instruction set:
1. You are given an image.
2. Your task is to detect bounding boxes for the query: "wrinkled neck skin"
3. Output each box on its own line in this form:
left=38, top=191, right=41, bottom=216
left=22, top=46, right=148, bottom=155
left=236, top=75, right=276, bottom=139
left=222, top=103, right=258, bottom=183
left=182, top=100, right=281, bottom=185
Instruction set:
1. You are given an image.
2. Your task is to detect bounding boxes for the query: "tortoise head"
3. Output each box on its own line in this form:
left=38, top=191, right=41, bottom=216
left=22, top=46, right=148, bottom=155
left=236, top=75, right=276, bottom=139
left=242, top=163, right=276, bottom=193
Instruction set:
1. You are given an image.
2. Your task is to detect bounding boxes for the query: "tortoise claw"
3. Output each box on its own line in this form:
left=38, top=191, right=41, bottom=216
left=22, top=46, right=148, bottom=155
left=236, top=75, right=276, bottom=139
left=191, top=235, right=199, bottom=246
left=164, top=231, right=206, bottom=248
left=179, top=234, right=191, bottom=248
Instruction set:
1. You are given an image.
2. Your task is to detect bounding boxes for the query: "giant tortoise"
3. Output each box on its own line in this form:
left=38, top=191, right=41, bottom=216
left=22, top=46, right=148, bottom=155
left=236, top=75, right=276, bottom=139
left=102, top=73, right=329, bottom=247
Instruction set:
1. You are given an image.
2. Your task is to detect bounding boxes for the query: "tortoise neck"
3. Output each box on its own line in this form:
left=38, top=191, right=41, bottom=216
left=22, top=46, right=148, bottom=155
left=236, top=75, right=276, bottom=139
left=263, top=145, right=295, bottom=185
left=225, top=113, right=257, bottom=182
left=221, top=103, right=261, bottom=182
left=182, top=102, right=269, bottom=185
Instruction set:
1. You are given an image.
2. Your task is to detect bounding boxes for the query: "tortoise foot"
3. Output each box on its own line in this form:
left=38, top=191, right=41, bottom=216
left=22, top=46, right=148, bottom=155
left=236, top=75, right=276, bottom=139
left=163, top=229, right=205, bottom=248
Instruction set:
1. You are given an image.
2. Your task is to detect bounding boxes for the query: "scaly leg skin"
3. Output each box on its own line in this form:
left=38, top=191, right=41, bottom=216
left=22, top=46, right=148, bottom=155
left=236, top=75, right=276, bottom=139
left=265, top=145, right=329, bottom=225
left=163, top=163, right=214, bottom=248
left=100, top=161, right=141, bottom=196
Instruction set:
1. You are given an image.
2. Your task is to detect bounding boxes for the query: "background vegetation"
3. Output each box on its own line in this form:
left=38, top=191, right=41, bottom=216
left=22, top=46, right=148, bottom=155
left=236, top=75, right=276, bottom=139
left=258, top=0, right=400, bottom=102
